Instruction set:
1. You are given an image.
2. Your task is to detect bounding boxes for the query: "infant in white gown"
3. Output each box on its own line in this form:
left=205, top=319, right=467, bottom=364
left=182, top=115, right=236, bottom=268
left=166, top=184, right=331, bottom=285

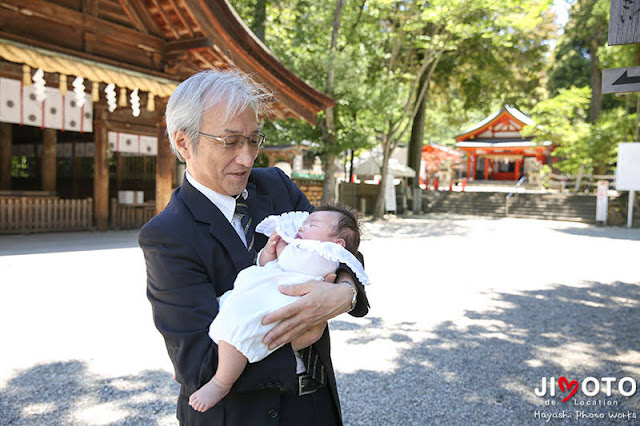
left=189, top=208, right=369, bottom=413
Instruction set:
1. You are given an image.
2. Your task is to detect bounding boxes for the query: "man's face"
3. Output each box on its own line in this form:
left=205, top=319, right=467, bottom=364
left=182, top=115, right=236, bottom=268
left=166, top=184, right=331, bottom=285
left=178, top=104, right=259, bottom=197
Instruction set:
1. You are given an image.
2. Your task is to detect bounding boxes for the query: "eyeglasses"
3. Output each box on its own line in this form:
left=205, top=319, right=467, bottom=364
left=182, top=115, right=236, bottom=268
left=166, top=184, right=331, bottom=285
left=198, top=131, right=266, bottom=150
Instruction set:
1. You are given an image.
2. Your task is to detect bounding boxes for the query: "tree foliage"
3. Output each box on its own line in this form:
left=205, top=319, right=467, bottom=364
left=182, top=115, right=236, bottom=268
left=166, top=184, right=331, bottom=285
left=230, top=0, right=558, bottom=215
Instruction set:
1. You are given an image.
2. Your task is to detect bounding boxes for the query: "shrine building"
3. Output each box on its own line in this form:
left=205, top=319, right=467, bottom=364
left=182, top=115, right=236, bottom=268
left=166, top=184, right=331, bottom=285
left=455, top=106, right=552, bottom=181
left=0, top=0, right=333, bottom=234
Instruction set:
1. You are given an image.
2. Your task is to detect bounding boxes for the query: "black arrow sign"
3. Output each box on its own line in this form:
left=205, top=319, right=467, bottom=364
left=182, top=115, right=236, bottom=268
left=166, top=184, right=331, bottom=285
left=613, top=71, right=640, bottom=86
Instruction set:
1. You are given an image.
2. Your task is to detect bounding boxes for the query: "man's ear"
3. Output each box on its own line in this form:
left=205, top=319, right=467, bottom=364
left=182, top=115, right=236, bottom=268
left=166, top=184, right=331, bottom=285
left=174, top=130, right=191, bottom=160
left=335, top=238, right=346, bottom=248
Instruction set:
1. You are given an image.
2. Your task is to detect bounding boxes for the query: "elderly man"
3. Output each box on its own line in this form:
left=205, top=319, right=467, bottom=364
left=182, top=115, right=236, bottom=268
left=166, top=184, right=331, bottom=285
left=138, top=69, right=368, bottom=426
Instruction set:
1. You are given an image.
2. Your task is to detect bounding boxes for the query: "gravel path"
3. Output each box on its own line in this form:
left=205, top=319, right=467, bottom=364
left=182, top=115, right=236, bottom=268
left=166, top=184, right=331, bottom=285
left=1, top=214, right=639, bottom=425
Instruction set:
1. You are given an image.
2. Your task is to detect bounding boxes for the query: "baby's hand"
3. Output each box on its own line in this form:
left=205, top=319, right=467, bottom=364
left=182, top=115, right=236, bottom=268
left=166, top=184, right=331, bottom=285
left=259, top=232, right=281, bottom=266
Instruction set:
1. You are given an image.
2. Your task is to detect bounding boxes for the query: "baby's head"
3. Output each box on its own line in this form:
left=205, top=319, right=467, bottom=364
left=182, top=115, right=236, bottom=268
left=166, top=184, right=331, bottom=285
left=296, top=204, right=361, bottom=254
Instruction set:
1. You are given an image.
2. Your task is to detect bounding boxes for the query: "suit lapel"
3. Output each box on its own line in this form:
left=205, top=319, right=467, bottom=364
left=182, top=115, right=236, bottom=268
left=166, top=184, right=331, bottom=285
left=179, top=178, right=254, bottom=272
left=246, top=180, right=273, bottom=252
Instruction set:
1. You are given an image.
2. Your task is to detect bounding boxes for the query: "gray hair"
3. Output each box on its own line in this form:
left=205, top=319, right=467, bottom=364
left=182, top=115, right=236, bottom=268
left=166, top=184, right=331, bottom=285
left=165, top=69, right=271, bottom=161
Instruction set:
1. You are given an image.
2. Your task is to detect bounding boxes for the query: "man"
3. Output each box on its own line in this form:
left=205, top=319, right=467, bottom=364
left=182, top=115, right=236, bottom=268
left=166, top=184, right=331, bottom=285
left=139, top=69, right=368, bottom=425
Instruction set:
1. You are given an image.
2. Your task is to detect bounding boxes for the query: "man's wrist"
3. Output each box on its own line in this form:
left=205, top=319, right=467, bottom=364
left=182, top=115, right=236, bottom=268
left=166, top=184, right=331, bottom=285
left=338, top=280, right=358, bottom=313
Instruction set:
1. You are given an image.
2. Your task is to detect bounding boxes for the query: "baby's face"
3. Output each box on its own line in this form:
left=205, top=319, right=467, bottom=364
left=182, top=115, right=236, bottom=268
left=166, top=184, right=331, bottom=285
left=295, top=211, right=340, bottom=242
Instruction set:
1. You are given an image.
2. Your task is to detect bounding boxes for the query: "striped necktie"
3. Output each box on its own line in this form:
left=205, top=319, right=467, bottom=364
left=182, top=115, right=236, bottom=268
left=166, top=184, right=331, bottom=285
left=234, top=198, right=255, bottom=255
left=300, top=345, right=325, bottom=385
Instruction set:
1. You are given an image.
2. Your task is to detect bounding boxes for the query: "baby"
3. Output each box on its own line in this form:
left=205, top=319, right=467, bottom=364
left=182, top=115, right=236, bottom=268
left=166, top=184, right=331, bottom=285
left=188, top=204, right=368, bottom=412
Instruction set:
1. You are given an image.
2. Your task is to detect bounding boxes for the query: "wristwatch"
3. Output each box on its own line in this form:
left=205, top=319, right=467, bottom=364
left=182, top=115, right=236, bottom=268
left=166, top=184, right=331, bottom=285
left=339, top=281, right=358, bottom=312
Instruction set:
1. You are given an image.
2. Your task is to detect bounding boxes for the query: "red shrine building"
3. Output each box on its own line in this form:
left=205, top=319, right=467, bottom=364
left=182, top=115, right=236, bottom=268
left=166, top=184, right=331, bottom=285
left=455, top=106, right=552, bottom=181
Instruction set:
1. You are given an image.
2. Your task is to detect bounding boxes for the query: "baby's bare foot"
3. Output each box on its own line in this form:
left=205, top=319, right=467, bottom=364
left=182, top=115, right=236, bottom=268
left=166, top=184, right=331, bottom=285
left=189, top=377, right=232, bottom=413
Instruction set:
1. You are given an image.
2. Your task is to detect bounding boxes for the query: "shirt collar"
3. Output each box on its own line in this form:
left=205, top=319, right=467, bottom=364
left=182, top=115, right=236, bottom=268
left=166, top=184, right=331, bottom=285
left=185, top=171, right=248, bottom=223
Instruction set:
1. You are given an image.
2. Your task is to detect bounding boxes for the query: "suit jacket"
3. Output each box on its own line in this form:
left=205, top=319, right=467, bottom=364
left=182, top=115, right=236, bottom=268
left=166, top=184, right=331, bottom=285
left=139, top=167, right=368, bottom=425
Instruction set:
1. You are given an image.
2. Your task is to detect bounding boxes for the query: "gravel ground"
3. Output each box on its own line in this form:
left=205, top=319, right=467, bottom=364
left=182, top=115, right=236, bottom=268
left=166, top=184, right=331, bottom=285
left=1, top=214, right=639, bottom=425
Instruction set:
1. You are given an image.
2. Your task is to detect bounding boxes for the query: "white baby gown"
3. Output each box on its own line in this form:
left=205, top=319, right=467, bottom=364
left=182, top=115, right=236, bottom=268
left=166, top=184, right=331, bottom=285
left=209, top=211, right=369, bottom=363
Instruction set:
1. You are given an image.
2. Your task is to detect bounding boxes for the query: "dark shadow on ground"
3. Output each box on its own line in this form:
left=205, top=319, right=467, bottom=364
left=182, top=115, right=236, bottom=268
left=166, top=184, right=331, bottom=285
left=336, top=281, right=640, bottom=426
left=0, top=361, right=179, bottom=425
left=0, top=230, right=140, bottom=256
left=553, top=226, right=640, bottom=241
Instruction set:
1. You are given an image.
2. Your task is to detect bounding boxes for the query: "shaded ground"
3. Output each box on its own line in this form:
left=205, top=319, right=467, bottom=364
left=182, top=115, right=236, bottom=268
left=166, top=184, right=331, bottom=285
left=1, top=214, right=639, bottom=425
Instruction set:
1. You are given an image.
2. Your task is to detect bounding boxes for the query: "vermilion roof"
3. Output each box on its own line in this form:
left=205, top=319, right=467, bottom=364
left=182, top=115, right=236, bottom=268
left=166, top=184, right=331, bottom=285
left=455, top=106, right=534, bottom=142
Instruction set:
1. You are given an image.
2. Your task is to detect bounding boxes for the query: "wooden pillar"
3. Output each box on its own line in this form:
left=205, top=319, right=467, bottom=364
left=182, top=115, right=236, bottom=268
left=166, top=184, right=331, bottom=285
left=466, top=154, right=471, bottom=180
left=42, top=129, right=57, bottom=192
left=515, top=158, right=521, bottom=180
left=0, top=123, right=11, bottom=190
left=94, top=106, right=109, bottom=231
left=155, top=97, right=172, bottom=214
left=484, top=157, right=489, bottom=180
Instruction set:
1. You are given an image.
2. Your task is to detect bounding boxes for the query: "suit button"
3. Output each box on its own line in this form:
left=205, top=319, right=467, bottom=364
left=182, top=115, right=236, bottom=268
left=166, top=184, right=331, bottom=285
left=258, top=384, right=265, bottom=389
left=268, top=409, right=278, bottom=418
left=266, top=381, right=273, bottom=388
left=274, top=381, right=282, bottom=388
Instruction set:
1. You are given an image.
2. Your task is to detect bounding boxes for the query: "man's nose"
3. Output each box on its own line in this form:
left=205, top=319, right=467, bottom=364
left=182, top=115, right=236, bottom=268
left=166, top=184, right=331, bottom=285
left=235, top=143, right=256, bottom=167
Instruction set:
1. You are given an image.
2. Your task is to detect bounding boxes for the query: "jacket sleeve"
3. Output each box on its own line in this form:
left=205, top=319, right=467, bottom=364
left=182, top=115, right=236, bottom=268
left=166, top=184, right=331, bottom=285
left=338, top=252, right=369, bottom=317
left=139, top=221, right=220, bottom=392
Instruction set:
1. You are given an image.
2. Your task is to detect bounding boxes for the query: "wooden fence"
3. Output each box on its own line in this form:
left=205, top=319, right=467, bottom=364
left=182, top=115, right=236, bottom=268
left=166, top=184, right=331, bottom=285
left=110, top=198, right=156, bottom=229
left=0, top=197, right=93, bottom=233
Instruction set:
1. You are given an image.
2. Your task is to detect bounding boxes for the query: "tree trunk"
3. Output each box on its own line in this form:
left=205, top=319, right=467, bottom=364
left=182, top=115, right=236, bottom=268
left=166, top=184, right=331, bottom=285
left=320, top=0, right=345, bottom=205
left=373, top=138, right=392, bottom=219
left=588, top=37, right=602, bottom=123
left=408, top=71, right=427, bottom=213
left=253, top=0, right=267, bottom=42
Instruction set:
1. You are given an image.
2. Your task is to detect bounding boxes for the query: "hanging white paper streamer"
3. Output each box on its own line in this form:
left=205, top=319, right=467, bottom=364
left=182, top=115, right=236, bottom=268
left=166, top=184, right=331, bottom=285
left=105, top=83, right=117, bottom=112
left=130, top=88, right=140, bottom=117
left=32, top=68, right=47, bottom=103
left=72, top=76, right=86, bottom=108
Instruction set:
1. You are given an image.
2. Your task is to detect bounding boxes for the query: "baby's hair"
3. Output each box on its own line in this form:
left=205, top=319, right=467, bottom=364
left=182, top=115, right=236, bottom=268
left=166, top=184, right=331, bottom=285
left=314, top=203, right=361, bottom=254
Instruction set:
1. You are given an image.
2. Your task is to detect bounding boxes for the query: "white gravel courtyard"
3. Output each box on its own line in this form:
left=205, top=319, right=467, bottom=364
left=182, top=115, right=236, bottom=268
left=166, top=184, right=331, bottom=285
left=1, top=214, right=639, bottom=425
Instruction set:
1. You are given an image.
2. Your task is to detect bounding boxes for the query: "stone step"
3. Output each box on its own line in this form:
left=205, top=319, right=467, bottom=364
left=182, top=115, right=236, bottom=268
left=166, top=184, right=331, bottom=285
left=422, top=191, right=598, bottom=223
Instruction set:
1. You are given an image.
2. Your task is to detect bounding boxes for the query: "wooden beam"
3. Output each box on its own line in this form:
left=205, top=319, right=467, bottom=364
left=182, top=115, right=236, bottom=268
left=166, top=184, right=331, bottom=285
left=148, top=0, right=181, bottom=39
left=0, top=31, right=175, bottom=80
left=0, top=0, right=164, bottom=53
left=155, top=97, right=172, bottom=214
left=82, top=0, right=98, bottom=16
left=94, top=105, right=109, bottom=231
left=165, top=0, right=195, bottom=38
left=0, top=122, right=11, bottom=190
left=166, top=37, right=212, bottom=54
left=42, top=129, right=56, bottom=192
left=117, top=0, right=149, bottom=34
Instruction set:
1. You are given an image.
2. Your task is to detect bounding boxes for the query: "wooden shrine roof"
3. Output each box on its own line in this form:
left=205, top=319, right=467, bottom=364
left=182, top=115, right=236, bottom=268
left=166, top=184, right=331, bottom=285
left=0, top=0, right=333, bottom=124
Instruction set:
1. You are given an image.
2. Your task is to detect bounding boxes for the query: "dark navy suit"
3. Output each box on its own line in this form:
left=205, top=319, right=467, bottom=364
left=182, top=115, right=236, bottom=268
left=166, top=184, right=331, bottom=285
left=139, top=167, right=368, bottom=425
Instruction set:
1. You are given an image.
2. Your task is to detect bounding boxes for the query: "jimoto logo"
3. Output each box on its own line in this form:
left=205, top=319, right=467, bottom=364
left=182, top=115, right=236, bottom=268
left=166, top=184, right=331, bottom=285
left=535, top=376, right=637, bottom=402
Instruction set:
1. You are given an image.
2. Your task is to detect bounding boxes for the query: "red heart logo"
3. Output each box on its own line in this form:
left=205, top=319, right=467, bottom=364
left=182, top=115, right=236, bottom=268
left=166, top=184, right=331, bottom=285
left=558, top=376, right=578, bottom=402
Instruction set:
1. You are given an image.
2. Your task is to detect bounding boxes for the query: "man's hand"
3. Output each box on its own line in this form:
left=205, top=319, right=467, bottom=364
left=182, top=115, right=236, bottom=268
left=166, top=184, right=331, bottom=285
left=261, top=276, right=353, bottom=350
left=291, top=321, right=327, bottom=352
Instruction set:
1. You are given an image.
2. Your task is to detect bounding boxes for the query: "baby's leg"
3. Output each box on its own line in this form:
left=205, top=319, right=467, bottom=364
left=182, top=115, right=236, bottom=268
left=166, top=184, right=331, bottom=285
left=189, top=341, right=248, bottom=412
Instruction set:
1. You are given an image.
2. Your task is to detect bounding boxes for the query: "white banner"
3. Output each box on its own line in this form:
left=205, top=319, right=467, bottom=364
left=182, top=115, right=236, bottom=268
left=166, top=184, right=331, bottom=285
left=0, top=78, right=21, bottom=124
left=0, top=77, right=92, bottom=133
left=44, top=87, right=63, bottom=130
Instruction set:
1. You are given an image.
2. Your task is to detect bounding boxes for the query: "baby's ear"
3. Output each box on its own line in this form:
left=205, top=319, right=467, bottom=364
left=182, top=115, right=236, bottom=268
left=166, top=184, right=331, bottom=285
left=335, top=238, right=346, bottom=248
